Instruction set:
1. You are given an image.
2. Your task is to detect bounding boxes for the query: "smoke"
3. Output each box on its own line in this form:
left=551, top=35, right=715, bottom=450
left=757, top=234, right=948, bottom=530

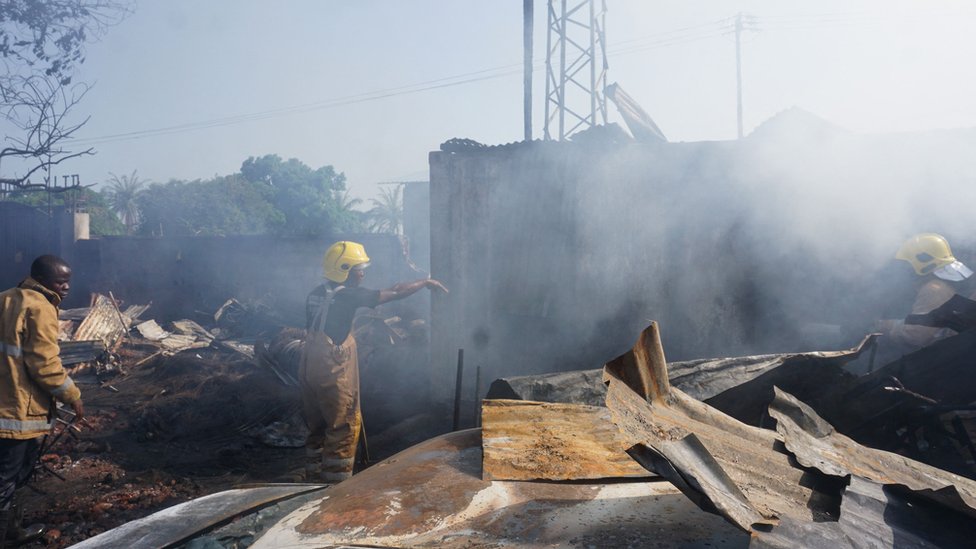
left=433, top=110, right=976, bottom=388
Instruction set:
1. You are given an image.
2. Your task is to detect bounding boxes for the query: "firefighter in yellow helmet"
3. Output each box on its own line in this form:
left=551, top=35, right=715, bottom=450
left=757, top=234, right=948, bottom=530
left=300, top=241, right=447, bottom=482
left=876, top=233, right=974, bottom=349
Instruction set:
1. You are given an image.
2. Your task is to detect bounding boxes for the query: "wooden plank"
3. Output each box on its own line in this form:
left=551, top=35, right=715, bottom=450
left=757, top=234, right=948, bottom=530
left=481, top=399, right=652, bottom=481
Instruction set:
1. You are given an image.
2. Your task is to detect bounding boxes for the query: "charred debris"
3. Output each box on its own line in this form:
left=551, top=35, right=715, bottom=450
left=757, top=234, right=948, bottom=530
left=53, top=289, right=976, bottom=548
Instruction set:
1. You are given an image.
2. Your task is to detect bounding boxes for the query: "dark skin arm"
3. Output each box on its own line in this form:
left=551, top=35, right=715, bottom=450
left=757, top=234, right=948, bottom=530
left=378, top=278, right=449, bottom=304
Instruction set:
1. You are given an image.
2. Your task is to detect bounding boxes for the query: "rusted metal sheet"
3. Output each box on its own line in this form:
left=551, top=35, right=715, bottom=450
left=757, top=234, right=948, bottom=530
left=73, top=295, right=148, bottom=348
left=481, top=399, right=651, bottom=481
left=135, top=319, right=170, bottom=341
left=604, top=324, right=828, bottom=531
left=171, top=319, right=214, bottom=341
left=604, top=322, right=976, bottom=545
left=58, top=319, right=76, bottom=340
left=158, top=333, right=206, bottom=354
left=752, top=476, right=976, bottom=549
left=487, top=335, right=873, bottom=426
left=58, top=340, right=106, bottom=365
left=70, top=484, right=326, bottom=549
left=58, top=307, right=90, bottom=321
left=769, top=386, right=976, bottom=517
left=251, top=429, right=748, bottom=548
left=670, top=335, right=874, bottom=426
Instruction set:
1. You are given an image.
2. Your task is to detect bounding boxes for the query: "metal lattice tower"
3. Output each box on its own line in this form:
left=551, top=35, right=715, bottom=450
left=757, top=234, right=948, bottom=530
left=543, top=0, right=608, bottom=141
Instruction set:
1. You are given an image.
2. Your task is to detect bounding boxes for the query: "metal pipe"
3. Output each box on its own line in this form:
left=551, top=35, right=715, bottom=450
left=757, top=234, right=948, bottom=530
left=523, top=0, right=534, bottom=141
left=473, top=365, right=482, bottom=428
left=453, top=349, right=464, bottom=431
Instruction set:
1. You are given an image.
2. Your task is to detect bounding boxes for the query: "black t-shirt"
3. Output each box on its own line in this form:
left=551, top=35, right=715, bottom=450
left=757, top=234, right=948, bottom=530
left=306, top=284, right=381, bottom=344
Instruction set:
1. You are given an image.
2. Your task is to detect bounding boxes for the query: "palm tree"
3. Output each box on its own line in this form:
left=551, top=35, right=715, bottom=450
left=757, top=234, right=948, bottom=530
left=368, top=184, right=403, bottom=235
left=334, top=189, right=363, bottom=212
left=106, top=170, right=145, bottom=234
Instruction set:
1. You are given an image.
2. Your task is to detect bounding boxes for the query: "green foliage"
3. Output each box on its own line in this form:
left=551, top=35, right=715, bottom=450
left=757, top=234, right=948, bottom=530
left=136, top=175, right=283, bottom=237
left=240, top=154, right=363, bottom=235
left=3, top=188, right=124, bottom=236
left=109, top=155, right=366, bottom=237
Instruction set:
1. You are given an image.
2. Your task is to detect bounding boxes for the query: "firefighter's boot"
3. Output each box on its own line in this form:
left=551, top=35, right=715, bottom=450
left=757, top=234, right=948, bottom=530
left=4, top=504, right=43, bottom=547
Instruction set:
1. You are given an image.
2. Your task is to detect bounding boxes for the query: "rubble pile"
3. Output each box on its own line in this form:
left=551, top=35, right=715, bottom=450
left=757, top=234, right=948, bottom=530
left=35, top=289, right=976, bottom=548
left=248, top=322, right=976, bottom=548
left=19, top=292, right=431, bottom=548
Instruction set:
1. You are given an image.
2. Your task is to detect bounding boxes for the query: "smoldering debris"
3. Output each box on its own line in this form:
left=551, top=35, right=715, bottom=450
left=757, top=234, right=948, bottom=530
left=39, top=290, right=431, bottom=548
left=248, top=322, right=976, bottom=548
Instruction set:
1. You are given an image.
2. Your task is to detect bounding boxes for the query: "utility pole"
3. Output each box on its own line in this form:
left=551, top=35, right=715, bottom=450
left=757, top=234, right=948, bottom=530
left=734, top=12, right=744, bottom=139
left=524, top=0, right=534, bottom=141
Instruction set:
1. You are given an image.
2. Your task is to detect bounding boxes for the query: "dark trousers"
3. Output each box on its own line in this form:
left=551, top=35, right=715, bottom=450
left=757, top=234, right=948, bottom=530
left=0, top=438, right=41, bottom=512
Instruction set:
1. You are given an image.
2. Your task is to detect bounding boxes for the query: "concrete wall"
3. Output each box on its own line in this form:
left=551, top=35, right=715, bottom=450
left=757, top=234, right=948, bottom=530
left=428, top=122, right=976, bottom=398
left=0, top=204, right=90, bottom=296
left=0, top=203, right=422, bottom=320
left=92, top=233, right=420, bottom=324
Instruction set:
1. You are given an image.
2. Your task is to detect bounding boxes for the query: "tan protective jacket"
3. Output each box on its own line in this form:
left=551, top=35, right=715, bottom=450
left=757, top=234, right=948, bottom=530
left=0, top=278, right=81, bottom=439
left=879, top=278, right=957, bottom=348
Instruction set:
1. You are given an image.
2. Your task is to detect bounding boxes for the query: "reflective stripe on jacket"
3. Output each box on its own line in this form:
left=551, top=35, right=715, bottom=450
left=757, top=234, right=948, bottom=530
left=0, top=278, right=80, bottom=439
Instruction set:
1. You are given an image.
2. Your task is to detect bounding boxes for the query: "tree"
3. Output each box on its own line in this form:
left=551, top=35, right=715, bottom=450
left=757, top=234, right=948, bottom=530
left=367, top=184, right=404, bottom=235
left=105, top=170, right=144, bottom=234
left=136, top=175, right=283, bottom=237
left=0, top=1, right=130, bottom=192
left=0, top=0, right=131, bottom=84
left=332, top=189, right=367, bottom=233
left=127, top=155, right=360, bottom=237
left=0, top=75, right=93, bottom=190
left=240, top=154, right=351, bottom=236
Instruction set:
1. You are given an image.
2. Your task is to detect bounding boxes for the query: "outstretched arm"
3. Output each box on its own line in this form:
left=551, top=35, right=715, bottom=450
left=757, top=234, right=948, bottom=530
left=378, top=278, right=449, bottom=304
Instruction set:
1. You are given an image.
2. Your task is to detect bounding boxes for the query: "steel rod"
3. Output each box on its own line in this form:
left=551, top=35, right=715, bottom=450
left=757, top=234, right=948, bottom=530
left=453, top=349, right=464, bottom=431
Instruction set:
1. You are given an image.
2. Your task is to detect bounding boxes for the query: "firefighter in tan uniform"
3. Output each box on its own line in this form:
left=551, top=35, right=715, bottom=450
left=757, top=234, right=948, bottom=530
left=0, top=255, right=84, bottom=548
left=300, top=241, right=447, bottom=482
left=877, top=233, right=974, bottom=349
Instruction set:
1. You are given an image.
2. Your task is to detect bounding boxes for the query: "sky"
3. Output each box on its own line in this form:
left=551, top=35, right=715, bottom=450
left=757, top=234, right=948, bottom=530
left=43, top=0, right=976, bottom=200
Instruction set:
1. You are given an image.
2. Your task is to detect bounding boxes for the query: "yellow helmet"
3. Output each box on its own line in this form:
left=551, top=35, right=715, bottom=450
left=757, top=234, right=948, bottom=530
left=895, top=233, right=971, bottom=280
left=322, top=241, right=370, bottom=282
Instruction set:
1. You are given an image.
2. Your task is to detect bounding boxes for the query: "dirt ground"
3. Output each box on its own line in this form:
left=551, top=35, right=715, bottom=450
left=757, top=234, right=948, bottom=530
left=19, top=316, right=453, bottom=549
left=19, top=347, right=306, bottom=548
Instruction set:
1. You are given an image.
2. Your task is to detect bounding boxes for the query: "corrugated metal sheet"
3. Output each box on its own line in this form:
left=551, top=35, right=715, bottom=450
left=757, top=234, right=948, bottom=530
left=250, top=429, right=748, bottom=548
left=58, top=340, right=106, bottom=365
left=769, top=387, right=976, bottom=516
left=481, top=399, right=652, bottom=481
left=604, top=325, right=828, bottom=530
left=71, top=485, right=326, bottom=549
left=603, top=322, right=976, bottom=545
left=486, top=334, right=874, bottom=416
left=73, top=294, right=147, bottom=348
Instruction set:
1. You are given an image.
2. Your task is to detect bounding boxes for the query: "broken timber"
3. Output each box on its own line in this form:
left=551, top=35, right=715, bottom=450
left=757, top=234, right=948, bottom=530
left=481, top=399, right=652, bottom=481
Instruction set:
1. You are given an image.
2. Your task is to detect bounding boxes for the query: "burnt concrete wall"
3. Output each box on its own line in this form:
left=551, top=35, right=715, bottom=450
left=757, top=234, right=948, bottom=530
left=429, top=123, right=976, bottom=398
left=92, top=233, right=420, bottom=324
left=429, top=140, right=759, bottom=397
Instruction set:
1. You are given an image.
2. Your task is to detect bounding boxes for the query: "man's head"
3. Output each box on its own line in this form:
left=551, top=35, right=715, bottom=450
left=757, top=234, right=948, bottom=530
left=322, top=241, right=370, bottom=285
left=30, top=255, right=72, bottom=300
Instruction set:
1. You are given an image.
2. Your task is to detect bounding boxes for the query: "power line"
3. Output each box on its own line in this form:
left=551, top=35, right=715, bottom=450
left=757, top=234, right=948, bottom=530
left=69, top=8, right=975, bottom=147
